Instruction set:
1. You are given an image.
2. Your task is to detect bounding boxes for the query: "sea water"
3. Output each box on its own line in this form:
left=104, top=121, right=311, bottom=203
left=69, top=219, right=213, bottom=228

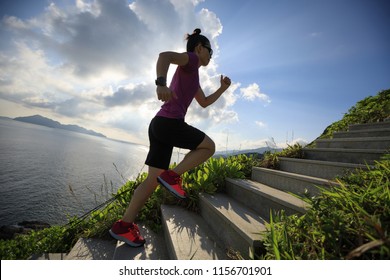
left=0, top=118, right=151, bottom=226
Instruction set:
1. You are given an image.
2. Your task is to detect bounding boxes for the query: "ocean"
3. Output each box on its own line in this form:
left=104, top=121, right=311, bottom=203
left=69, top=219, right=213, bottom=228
left=0, top=118, right=153, bottom=226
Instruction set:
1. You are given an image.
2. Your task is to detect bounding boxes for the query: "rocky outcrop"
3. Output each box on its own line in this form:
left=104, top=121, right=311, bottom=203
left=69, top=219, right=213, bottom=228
left=0, top=221, right=50, bottom=240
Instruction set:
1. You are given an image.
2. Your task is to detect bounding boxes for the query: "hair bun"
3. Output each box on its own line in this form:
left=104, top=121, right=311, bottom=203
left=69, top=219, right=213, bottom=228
left=193, top=28, right=201, bottom=35
left=185, top=28, right=202, bottom=41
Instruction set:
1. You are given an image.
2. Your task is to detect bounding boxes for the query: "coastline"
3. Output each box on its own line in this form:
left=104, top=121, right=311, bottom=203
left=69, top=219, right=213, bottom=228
left=0, top=221, right=51, bottom=240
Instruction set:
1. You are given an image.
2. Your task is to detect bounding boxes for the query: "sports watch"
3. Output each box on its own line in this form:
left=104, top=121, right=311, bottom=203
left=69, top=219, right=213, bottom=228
left=155, top=77, right=166, bottom=87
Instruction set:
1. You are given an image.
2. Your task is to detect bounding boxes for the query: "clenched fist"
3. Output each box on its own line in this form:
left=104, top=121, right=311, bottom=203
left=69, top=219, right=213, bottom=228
left=220, top=75, right=231, bottom=91
left=156, top=86, right=177, bottom=102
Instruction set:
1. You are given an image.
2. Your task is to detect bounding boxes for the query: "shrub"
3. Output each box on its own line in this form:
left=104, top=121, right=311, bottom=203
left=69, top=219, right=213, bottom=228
left=258, top=143, right=304, bottom=169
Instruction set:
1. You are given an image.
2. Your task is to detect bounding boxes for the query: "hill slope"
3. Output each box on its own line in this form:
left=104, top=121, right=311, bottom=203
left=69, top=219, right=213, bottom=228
left=318, top=89, right=390, bottom=140
left=14, top=115, right=106, bottom=138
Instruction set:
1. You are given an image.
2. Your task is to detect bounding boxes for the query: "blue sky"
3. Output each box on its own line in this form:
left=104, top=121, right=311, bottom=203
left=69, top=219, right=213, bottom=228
left=0, top=0, right=389, bottom=151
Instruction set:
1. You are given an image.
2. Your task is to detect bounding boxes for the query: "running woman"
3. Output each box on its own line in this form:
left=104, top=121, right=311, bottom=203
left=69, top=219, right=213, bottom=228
left=109, top=28, right=231, bottom=247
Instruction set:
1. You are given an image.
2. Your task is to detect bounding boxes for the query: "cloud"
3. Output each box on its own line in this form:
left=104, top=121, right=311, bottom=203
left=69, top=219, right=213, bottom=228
left=130, top=0, right=180, bottom=33
left=0, top=41, right=73, bottom=102
left=240, top=83, right=271, bottom=105
left=0, top=0, right=263, bottom=144
left=104, top=83, right=155, bottom=107
left=47, top=0, right=151, bottom=78
left=255, top=120, right=266, bottom=128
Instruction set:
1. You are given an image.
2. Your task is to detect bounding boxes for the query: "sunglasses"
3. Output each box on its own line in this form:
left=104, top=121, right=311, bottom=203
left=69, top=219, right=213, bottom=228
left=202, top=44, right=213, bottom=58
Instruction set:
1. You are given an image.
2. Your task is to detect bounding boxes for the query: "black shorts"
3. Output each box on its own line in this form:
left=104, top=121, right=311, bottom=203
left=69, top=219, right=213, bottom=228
left=145, top=116, right=206, bottom=170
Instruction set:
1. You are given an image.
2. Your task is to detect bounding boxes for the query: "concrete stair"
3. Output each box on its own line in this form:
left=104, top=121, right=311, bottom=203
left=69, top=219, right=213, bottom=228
left=303, top=148, right=386, bottom=164
left=199, top=193, right=267, bottom=259
left=303, top=121, right=389, bottom=164
left=41, top=120, right=389, bottom=260
left=161, top=204, right=226, bottom=260
left=278, top=157, right=367, bottom=180
left=315, top=136, right=390, bottom=149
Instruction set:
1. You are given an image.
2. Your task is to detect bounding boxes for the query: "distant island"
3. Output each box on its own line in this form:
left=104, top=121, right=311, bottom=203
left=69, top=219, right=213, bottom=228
left=215, top=147, right=283, bottom=158
left=12, top=115, right=107, bottom=138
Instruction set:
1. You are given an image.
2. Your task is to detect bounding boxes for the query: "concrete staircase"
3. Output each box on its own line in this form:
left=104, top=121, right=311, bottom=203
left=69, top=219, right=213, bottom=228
left=34, top=120, right=390, bottom=260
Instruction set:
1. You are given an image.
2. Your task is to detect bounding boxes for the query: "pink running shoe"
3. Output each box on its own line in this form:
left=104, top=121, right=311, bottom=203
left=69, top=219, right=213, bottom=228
left=109, top=220, right=145, bottom=247
left=158, top=170, right=186, bottom=199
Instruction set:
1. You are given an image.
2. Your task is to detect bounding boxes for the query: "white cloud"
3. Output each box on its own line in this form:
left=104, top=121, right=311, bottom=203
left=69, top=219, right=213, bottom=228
left=278, top=138, right=309, bottom=149
left=240, top=83, right=271, bottom=105
left=255, top=120, right=266, bottom=128
left=2, top=15, right=29, bottom=30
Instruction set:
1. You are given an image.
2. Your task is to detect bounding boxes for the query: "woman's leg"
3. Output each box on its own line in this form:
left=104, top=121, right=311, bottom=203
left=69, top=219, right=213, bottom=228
left=121, top=166, right=163, bottom=223
left=172, top=135, right=215, bottom=175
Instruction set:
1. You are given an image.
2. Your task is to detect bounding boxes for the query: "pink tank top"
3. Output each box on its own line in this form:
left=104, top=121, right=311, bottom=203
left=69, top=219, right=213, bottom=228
left=156, top=52, right=200, bottom=120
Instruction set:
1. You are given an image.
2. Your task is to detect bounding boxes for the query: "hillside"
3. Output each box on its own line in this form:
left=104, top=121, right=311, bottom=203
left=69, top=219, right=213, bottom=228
left=318, top=89, right=389, bottom=139
left=13, top=115, right=106, bottom=138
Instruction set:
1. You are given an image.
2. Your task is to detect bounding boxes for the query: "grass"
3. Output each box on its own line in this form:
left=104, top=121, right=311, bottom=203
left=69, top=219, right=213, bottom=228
left=257, top=143, right=304, bottom=169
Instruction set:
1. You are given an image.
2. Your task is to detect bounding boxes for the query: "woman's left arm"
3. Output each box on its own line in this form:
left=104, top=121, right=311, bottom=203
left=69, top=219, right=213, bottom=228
left=195, top=75, right=231, bottom=108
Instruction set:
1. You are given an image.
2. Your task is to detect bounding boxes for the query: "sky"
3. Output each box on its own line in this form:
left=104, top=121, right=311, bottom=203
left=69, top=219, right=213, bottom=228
left=0, top=0, right=389, bottom=152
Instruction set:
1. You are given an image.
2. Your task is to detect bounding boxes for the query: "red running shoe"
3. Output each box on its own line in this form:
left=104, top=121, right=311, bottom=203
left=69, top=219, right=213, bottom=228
left=109, top=220, right=145, bottom=247
left=158, top=170, right=186, bottom=199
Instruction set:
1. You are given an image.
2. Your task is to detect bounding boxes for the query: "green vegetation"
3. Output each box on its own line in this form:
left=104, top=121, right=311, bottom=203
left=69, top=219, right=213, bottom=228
left=258, top=143, right=304, bottom=169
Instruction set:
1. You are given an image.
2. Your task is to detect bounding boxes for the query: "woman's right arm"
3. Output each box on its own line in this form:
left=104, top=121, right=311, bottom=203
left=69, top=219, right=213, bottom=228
left=156, top=51, right=189, bottom=77
left=156, top=52, right=189, bottom=102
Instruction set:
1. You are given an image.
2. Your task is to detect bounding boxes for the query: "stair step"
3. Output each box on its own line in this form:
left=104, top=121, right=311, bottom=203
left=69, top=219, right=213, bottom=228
left=199, top=193, right=266, bottom=259
left=333, top=128, right=390, bottom=138
left=225, top=178, right=308, bottom=221
left=161, top=204, right=226, bottom=260
left=113, top=223, right=169, bottom=260
left=279, top=157, right=368, bottom=179
left=65, top=238, right=116, bottom=260
left=252, top=167, right=338, bottom=196
left=303, top=148, right=386, bottom=164
left=315, top=136, right=390, bottom=149
left=349, top=121, right=390, bottom=131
